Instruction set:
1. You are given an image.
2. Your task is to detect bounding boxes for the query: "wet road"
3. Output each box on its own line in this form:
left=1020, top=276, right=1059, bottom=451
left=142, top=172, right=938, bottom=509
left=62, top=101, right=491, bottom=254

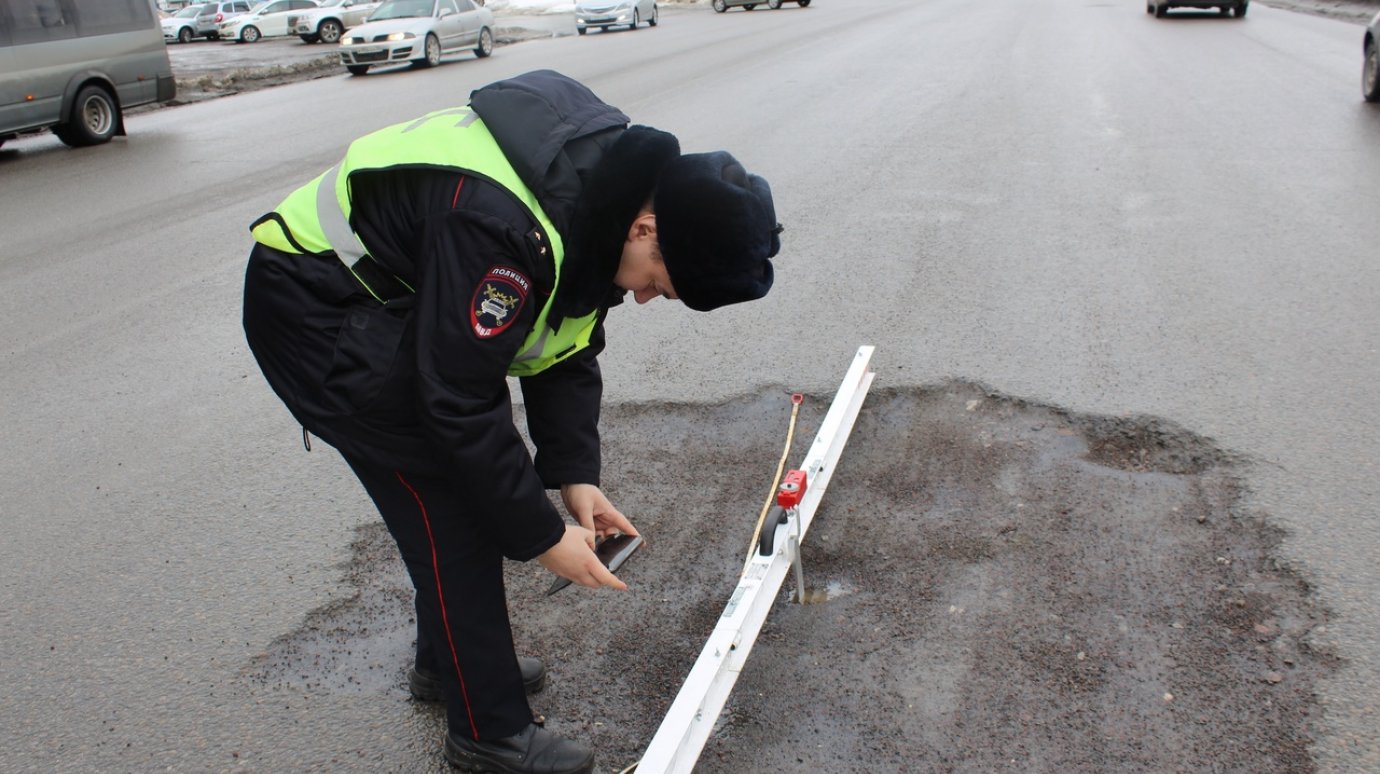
left=2, top=0, right=1379, bottom=770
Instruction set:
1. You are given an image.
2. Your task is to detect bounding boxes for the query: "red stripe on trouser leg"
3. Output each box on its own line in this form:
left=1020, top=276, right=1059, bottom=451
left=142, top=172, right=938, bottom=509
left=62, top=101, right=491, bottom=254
left=395, top=471, right=480, bottom=741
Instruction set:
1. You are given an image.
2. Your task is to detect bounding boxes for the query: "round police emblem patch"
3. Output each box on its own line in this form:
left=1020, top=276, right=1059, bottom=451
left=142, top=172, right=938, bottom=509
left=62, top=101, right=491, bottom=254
left=470, top=266, right=530, bottom=339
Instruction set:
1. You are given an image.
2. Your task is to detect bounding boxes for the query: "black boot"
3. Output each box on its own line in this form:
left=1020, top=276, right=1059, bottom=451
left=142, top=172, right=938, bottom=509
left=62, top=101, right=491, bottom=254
left=445, top=724, right=593, bottom=774
left=410, top=657, right=546, bottom=701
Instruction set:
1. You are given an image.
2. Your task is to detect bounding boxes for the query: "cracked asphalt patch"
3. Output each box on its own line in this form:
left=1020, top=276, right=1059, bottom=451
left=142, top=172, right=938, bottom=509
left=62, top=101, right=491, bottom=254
left=250, top=384, right=1337, bottom=772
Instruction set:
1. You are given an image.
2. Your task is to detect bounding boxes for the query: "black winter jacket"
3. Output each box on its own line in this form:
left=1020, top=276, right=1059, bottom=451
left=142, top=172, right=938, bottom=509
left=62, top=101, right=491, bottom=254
left=242, top=71, right=679, bottom=561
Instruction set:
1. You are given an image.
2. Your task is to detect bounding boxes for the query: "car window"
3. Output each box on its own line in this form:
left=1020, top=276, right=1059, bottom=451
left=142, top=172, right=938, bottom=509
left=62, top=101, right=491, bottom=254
left=234, top=2, right=251, bottom=10
left=264, top=1, right=287, bottom=12
left=370, top=0, right=433, bottom=19
left=8, top=0, right=77, bottom=43
left=291, top=0, right=316, bottom=8
left=10, top=0, right=69, bottom=30
left=69, top=0, right=151, bottom=32
left=455, top=0, right=474, bottom=10
left=439, top=0, right=458, bottom=14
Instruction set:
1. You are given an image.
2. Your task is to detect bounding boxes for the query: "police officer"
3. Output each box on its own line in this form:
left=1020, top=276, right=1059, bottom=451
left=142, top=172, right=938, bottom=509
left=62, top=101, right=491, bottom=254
left=241, top=70, right=779, bottom=774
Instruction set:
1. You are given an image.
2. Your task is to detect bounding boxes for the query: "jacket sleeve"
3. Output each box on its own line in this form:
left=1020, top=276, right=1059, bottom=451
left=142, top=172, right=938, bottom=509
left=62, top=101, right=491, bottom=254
left=518, top=319, right=606, bottom=488
left=412, top=207, right=565, bottom=562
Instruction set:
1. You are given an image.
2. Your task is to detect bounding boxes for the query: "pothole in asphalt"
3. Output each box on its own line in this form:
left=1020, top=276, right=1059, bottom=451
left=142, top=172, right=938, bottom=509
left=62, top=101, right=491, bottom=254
left=247, top=382, right=1337, bottom=772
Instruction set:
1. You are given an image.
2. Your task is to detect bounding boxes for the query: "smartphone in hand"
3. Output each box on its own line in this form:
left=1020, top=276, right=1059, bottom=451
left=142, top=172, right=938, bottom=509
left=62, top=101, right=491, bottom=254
left=546, top=533, right=645, bottom=596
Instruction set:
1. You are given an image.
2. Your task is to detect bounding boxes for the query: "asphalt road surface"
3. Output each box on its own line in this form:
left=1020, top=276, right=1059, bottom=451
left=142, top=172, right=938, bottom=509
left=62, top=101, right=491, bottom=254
left=2, top=0, right=1378, bottom=771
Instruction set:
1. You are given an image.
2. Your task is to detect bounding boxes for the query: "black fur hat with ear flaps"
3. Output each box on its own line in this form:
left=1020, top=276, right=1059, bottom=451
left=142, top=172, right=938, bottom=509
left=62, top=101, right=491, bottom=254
left=653, top=151, right=780, bottom=312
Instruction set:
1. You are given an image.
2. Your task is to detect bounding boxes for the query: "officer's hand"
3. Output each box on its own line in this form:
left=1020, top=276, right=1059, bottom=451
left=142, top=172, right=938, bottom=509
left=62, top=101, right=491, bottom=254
left=537, top=524, right=627, bottom=591
left=560, top=483, right=639, bottom=541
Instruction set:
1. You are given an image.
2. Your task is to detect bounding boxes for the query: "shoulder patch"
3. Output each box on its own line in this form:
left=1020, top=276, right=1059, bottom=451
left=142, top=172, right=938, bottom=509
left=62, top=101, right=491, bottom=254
left=470, top=266, right=530, bottom=339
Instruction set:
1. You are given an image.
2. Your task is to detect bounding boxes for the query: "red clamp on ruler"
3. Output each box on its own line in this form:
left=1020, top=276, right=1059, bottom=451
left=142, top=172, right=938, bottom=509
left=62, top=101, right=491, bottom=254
left=776, top=469, right=808, bottom=509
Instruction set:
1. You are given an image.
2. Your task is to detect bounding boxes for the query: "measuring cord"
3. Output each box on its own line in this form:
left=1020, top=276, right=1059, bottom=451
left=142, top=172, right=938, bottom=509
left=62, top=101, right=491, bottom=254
left=617, top=392, right=804, bottom=774
left=741, top=392, right=804, bottom=575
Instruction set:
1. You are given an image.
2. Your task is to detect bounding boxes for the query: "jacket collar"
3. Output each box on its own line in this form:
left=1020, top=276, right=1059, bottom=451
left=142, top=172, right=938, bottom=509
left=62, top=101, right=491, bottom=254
left=552, top=125, right=681, bottom=324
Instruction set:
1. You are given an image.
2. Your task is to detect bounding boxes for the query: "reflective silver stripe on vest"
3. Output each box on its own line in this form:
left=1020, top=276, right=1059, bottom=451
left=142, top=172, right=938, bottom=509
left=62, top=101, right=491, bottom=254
left=514, top=326, right=550, bottom=363
left=316, top=163, right=369, bottom=266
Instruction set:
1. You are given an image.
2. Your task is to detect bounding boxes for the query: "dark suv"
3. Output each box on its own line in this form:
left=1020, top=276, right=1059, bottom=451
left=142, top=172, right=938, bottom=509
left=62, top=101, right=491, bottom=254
left=1364, top=11, right=1380, bottom=102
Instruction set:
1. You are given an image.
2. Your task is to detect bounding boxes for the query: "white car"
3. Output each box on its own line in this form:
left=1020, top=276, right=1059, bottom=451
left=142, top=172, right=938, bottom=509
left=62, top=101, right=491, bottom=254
left=575, top=0, right=657, bottom=34
left=338, top=0, right=494, bottom=76
left=220, top=0, right=321, bottom=42
left=291, top=0, right=381, bottom=44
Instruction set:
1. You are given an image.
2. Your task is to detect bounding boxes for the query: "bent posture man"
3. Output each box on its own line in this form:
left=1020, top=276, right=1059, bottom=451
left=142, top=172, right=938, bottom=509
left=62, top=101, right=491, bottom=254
left=242, top=70, right=779, bottom=774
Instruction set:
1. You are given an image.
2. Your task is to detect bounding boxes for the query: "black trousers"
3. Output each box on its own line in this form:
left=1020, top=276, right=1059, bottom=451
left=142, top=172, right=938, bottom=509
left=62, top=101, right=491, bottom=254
left=244, top=244, right=532, bottom=739
left=341, top=451, right=533, bottom=741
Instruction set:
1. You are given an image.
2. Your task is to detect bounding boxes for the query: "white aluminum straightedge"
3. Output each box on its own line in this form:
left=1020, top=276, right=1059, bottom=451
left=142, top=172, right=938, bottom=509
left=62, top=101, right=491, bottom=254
left=635, top=345, right=877, bottom=774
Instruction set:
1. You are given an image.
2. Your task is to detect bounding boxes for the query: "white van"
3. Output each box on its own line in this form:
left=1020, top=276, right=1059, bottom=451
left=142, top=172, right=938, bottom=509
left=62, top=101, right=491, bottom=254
left=0, top=0, right=177, bottom=149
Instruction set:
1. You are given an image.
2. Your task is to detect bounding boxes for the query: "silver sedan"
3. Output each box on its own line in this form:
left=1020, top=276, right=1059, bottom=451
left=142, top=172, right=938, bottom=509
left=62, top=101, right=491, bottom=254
left=575, top=0, right=657, bottom=34
left=338, top=0, right=494, bottom=75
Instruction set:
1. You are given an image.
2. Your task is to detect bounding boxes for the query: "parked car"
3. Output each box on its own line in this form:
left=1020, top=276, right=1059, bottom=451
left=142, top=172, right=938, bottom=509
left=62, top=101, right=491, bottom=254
left=1364, top=11, right=1380, bottom=102
left=164, top=1, right=253, bottom=40
left=220, top=0, right=321, bottom=42
left=292, top=0, right=381, bottom=43
left=1146, top=0, right=1246, bottom=17
left=338, top=0, right=494, bottom=76
left=711, top=0, right=809, bottom=11
left=574, top=0, right=657, bottom=34
left=162, top=3, right=211, bottom=42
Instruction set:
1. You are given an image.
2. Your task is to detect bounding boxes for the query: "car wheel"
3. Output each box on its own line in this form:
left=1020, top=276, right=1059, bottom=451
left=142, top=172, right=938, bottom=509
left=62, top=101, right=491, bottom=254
left=1364, top=41, right=1380, bottom=102
left=650, top=3, right=658, bottom=25
left=53, top=85, right=118, bottom=147
left=577, top=25, right=587, bottom=34
left=299, top=34, right=316, bottom=43
left=475, top=27, right=493, bottom=57
left=421, top=33, right=441, bottom=66
left=208, top=32, right=219, bottom=40
left=744, top=3, right=756, bottom=8
left=631, top=9, right=640, bottom=28
left=1154, top=3, right=1166, bottom=16
left=347, top=64, right=370, bottom=76
left=319, top=19, right=343, bottom=43
left=178, top=26, right=193, bottom=43
left=768, top=0, right=781, bottom=7
left=798, top=0, right=810, bottom=5
left=1146, top=2, right=1152, bottom=12
left=1233, top=1, right=1247, bottom=15
left=241, top=25, right=260, bottom=43
left=712, top=0, right=727, bottom=11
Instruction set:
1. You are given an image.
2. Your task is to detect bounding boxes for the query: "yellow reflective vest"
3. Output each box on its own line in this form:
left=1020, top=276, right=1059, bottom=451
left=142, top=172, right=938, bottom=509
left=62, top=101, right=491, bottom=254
left=250, top=106, right=600, bottom=378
